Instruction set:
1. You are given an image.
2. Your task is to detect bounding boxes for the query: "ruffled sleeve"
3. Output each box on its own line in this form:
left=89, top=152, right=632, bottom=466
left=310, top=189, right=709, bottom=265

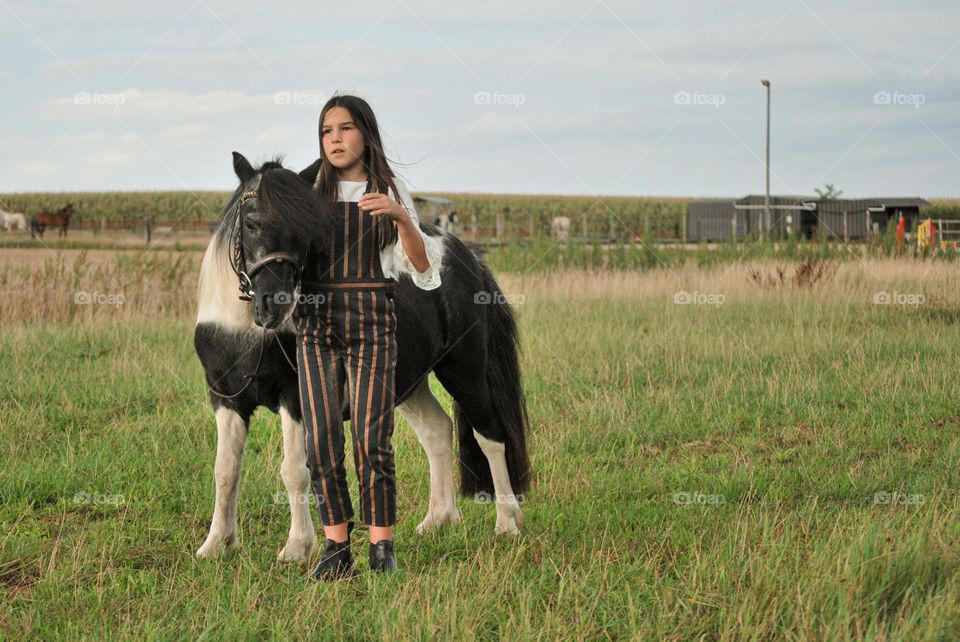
left=391, top=178, right=443, bottom=291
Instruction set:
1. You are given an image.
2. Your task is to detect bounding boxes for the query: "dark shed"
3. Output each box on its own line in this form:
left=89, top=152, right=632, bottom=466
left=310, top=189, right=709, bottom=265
left=815, top=197, right=930, bottom=239
left=687, top=195, right=930, bottom=241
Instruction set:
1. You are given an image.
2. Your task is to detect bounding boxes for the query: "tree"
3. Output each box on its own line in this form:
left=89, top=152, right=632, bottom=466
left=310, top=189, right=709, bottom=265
left=815, top=183, right=844, bottom=200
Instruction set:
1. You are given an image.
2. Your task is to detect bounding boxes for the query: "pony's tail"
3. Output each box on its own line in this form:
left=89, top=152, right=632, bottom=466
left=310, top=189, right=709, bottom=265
left=455, top=263, right=531, bottom=497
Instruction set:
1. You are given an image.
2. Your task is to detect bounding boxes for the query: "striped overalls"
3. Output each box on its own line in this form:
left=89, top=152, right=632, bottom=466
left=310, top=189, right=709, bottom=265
left=293, top=178, right=398, bottom=527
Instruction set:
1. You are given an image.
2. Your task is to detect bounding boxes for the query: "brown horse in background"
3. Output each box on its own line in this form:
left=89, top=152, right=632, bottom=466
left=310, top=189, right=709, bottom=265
left=30, top=203, right=74, bottom=239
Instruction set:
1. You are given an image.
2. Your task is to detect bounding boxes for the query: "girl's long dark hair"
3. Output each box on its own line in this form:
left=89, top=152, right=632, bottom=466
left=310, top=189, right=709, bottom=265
left=314, top=94, right=400, bottom=251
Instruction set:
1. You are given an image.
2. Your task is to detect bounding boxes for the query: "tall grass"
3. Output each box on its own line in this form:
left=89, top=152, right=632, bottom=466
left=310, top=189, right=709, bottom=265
left=0, top=251, right=197, bottom=325
left=483, top=232, right=960, bottom=274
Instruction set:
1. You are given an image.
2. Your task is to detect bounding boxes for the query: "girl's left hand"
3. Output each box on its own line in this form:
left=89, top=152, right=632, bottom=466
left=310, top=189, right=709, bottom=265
left=359, top=193, right=406, bottom=222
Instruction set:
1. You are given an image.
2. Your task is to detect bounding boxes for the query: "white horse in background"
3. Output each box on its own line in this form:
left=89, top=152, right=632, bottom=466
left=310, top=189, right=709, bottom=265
left=551, top=216, right=571, bottom=243
left=0, top=211, right=28, bottom=233
left=436, top=211, right=461, bottom=236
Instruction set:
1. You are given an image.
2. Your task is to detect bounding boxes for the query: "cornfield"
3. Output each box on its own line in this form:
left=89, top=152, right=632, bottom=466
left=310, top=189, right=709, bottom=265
left=0, top=190, right=691, bottom=239
left=2, top=190, right=958, bottom=242
left=0, top=192, right=226, bottom=230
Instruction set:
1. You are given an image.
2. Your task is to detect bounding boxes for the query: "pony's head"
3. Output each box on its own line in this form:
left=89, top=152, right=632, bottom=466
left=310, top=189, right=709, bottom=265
left=222, top=151, right=329, bottom=329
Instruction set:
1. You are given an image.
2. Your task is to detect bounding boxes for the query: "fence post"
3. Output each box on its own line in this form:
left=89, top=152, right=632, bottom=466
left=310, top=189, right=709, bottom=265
left=843, top=212, right=848, bottom=243
left=144, top=216, right=152, bottom=244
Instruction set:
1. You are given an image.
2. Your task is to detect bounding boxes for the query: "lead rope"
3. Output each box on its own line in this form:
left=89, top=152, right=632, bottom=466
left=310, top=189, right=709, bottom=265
left=205, top=331, right=299, bottom=400
left=273, top=332, right=298, bottom=372
left=205, top=332, right=267, bottom=399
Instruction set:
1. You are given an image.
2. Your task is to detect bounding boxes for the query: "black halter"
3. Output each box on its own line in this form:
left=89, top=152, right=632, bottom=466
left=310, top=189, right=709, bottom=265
left=230, top=177, right=304, bottom=302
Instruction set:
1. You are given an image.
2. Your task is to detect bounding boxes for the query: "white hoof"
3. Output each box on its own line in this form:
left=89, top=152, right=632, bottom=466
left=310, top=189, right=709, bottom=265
left=416, top=505, right=462, bottom=533
left=196, top=532, right=239, bottom=559
left=494, top=500, right=523, bottom=535
left=278, top=534, right=316, bottom=562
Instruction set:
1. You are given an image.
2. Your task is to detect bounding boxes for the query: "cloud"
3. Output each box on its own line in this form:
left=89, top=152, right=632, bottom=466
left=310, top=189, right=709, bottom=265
left=41, top=51, right=402, bottom=78
left=40, top=88, right=310, bottom=121
left=3, top=0, right=960, bottom=195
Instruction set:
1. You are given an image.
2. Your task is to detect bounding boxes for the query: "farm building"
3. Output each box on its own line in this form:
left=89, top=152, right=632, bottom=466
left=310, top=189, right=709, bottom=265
left=412, top=195, right=454, bottom=225
left=687, top=195, right=930, bottom=241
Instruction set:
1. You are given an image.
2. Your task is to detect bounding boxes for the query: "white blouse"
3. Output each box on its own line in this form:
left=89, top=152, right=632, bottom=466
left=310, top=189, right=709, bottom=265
left=335, top=177, right=443, bottom=291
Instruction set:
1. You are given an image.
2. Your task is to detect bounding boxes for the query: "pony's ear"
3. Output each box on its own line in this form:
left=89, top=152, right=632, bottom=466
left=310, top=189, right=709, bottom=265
left=298, top=157, right=322, bottom=186
left=232, top=151, right=257, bottom=183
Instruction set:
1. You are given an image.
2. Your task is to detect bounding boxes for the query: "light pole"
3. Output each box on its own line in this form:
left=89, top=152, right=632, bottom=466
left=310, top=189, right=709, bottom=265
left=761, top=79, right=771, bottom=240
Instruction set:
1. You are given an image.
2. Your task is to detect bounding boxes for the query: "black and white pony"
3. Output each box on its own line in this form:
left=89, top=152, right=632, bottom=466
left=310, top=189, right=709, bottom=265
left=194, top=153, right=530, bottom=561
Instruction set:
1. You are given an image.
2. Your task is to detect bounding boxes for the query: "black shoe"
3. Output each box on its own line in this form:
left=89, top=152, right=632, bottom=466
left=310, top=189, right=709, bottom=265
left=309, top=522, right=355, bottom=581
left=369, top=539, right=397, bottom=573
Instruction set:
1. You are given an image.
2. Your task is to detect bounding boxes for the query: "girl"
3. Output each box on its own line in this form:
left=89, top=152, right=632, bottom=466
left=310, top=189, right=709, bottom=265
left=295, top=94, right=442, bottom=580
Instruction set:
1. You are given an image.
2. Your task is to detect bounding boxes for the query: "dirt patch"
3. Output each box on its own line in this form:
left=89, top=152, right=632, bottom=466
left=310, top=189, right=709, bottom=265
left=0, top=558, right=39, bottom=594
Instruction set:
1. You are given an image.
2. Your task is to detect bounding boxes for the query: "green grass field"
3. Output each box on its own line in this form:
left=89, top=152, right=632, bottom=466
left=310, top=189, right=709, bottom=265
left=2, top=257, right=960, bottom=640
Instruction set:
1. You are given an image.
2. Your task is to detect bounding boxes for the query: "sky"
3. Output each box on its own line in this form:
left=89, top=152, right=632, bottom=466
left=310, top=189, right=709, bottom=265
left=0, top=0, right=958, bottom=198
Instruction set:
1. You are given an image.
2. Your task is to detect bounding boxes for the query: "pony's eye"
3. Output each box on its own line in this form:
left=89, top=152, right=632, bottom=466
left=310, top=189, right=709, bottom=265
left=244, top=220, right=259, bottom=233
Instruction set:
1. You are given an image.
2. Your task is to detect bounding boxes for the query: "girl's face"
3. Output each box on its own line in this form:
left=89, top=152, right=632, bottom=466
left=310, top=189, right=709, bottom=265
left=321, top=106, right=366, bottom=175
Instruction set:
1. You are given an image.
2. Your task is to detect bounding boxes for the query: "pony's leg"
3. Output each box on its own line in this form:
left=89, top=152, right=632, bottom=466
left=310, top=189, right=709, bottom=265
left=277, top=406, right=316, bottom=561
left=435, top=360, right=526, bottom=536
left=472, top=430, right=524, bottom=535
left=196, top=406, right=248, bottom=559
left=397, top=377, right=461, bottom=532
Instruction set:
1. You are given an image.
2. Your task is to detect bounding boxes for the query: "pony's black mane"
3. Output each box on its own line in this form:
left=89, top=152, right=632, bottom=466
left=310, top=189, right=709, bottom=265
left=213, top=157, right=334, bottom=253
